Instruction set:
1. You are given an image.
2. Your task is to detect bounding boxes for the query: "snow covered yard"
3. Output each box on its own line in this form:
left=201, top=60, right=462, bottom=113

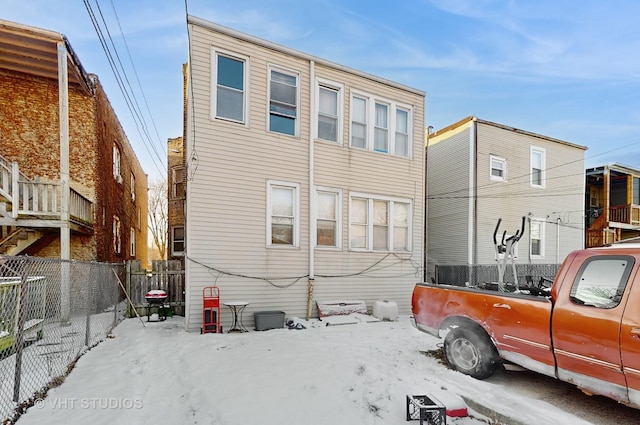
left=14, top=315, right=593, bottom=425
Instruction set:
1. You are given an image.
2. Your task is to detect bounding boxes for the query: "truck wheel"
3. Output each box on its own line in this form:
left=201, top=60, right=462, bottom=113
left=444, top=327, right=498, bottom=379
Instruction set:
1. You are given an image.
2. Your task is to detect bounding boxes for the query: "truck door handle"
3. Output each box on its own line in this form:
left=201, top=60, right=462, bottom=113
left=493, top=303, right=511, bottom=309
left=631, top=328, right=640, bottom=339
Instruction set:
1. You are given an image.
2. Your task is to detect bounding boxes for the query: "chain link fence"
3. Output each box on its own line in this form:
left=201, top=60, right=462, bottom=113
left=0, top=256, right=125, bottom=423
left=434, top=263, right=561, bottom=289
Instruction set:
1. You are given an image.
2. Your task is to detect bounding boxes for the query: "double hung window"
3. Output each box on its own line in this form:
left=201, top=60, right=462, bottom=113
left=318, top=85, right=340, bottom=142
left=490, top=155, right=507, bottom=181
left=531, top=147, right=546, bottom=187
left=269, top=69, right=298, bottom=135
left=316, top=189, right=341, bottom=248
left=267, top=181, right=300, bottom=247
left=213, top=52, right=246, bottom=122
left=350, top=92, right=412, bottom=157
left=350, top=194, right=411, bottom=251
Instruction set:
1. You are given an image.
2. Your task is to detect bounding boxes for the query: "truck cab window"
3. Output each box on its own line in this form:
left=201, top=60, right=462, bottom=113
left=570, top=256, right=633, bottom=309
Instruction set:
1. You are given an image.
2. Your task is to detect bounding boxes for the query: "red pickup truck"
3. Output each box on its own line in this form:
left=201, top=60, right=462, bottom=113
left=411, top=246, right=640, bottom=409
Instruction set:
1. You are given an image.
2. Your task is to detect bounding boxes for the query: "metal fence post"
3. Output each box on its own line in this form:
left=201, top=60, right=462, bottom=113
left=12, top=260, right=29, bottom=402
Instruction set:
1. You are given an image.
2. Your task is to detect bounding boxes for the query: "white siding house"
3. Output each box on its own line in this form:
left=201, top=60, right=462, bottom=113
left=184, top=15, right=426, bottom=332
left=426, top=116, right=587, bottom=283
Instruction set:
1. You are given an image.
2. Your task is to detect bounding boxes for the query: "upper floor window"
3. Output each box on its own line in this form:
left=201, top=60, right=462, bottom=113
left=350, top=96, right=367, bottom=149
left=374, top=103, right=389, bottom=153
left=172, top=166, right=185, bottom=199
left=490, top=155, right=507, bottom=181
left=317, top=82, right=342, bottom=143
left=350, top=92, right=412, bottom=157
left=395, top=109, right=409, bottom=157
left=172, top=226, right=185, bottom=256
left=269, top=68, right=298, bottom=136
left=213, top=52, right=246, bottom=123
left=531, top=146, right=546, bottom=188
left=130, top=227, right=136, bottom=257
left=113, top=145, right=121, bottom=182
left=130, top=173, right=136, bottom=201
left=349, top=193, right=412, bottom=252
left=316, top=188, right=342, bottom=248
left=267, top=180, right=300, bottom=247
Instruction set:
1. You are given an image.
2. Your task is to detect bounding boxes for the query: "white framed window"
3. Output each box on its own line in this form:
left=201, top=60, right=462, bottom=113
left=113, top=144, right=121, bottom=182
left=267, top=180, right=300, bottom=247
left=172, top=166, right=185, bottom=199
left=350, top=91, right=412, bottom=157
left=269, top=67, right=298, bottom=136
left=349, top=193, right=412, bottom=252
left=490, top=155, right=507, bottom=181
left=172, top=226, right=185, bottom=256
left=130, top=227, right=136, bottom=257
left=212, top=51, right=246, bottom=123
left=130, top=173, right=136, bottom=201
left=350, top=96, right=368, bottom=148
left=316, top=187, right=342, bottom=248
left=531, top=146, right=546, bottom=188
left=530, top=218, right=544, bottom=258
left=112, top=216, right=121, bottom=254
left=316, top=80, right=343, bottom=143
left=395, top=108, right=410, bottom=157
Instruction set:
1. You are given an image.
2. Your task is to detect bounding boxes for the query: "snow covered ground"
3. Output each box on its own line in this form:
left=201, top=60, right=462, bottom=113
left=14, top=315, right=595, bottom=425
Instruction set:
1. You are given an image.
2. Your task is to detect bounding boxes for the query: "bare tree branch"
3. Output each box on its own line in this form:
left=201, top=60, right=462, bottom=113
left=148, top=178, right=168, bottom=259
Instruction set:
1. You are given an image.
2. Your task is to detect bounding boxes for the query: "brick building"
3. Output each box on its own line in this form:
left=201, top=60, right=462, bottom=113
left=167, top=136, right=185, bottom=262
left=0, top=19, right=148, bottom=263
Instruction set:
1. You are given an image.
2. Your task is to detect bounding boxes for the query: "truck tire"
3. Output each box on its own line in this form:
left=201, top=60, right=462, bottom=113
left=444, top=327, right=499, bottom=379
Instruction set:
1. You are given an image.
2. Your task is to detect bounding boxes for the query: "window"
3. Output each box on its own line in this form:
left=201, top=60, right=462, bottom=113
left=267, top=181, right=300, bottom=247
left=113, top=145, right=121, bottom=182
left=570, top=256, right=633, bottom=309
left=130, top=227, right=136, bottom=257
left=374, top=103, right=388, bottom=152
left=531, top=147, right=546, bottom=187
left=490, top=155, right=507, bottom=181
left=350, top=92, right=412, bottom=157
left=350, top=96, right=367, bottom=148
left=530, top=219, right=544, bottom=257
left=316, top=189, right=341, bottom=248
left=130, top=173, right=136, bottom=201
left=349, top=194, right=412, bottom=251
left=112, top=216, right=121, bottom=254
left=172, top=226, right=185, bottom=256
left=172, top=167, right=185, bottom=199
left=214, top=52, right=246, bottom=122
left=269, top=68, right=298, bottom=135
left=317, top=83, right=342, bottom=143
left=395, top=109, right=409, bottom=157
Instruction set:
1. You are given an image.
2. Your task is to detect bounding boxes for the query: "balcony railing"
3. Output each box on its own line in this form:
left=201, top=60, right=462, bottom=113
left=609, top=204, right=640, bottom=226
left=0, top=161, right=93, bottom=227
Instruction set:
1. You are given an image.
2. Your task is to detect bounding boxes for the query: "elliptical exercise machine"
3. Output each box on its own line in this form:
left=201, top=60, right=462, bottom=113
left=493, top=216, right=526, bottom=292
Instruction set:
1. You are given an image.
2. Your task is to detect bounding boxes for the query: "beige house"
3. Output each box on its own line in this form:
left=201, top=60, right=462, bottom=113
left=184, top=15, right=425, bottom=331
left=426, top=116, right=587, bottom=282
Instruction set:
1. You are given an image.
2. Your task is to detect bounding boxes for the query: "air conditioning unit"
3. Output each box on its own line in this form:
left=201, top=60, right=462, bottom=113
left=116, top=175, right=123, bottom=184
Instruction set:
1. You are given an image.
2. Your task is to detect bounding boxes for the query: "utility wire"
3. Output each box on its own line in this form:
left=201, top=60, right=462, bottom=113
left=83, top=0, right=166, bottom=177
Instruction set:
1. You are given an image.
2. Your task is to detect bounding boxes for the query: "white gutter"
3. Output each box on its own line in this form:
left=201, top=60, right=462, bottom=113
left=307, top=60, right=316, bottom=319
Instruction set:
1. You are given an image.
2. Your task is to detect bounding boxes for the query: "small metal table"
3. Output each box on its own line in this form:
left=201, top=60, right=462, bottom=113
left=223, top=301, right=249, bottom=333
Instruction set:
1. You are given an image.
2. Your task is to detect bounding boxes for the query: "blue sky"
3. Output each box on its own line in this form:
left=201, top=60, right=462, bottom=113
left=2, top=0, right=640, bottom=180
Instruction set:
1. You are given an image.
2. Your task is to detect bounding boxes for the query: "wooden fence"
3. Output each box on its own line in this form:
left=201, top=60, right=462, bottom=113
left=126, top=260, right=185, bottom=316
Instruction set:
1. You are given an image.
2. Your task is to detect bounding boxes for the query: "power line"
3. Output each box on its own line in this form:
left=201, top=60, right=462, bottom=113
left=83, top=0, right=167, bottom=177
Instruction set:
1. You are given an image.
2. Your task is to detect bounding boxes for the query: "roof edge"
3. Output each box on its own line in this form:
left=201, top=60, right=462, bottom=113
left=187, top=14, right=426, bottom=98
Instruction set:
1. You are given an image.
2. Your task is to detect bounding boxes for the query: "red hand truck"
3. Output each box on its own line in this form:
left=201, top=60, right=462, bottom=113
left=201, top=286, right=221, bottom=333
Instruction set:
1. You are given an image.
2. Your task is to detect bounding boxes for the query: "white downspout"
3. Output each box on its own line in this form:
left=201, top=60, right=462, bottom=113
left=468, top=119, right=476, bottom=266
left=307, top=60, right=316, bottom=320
